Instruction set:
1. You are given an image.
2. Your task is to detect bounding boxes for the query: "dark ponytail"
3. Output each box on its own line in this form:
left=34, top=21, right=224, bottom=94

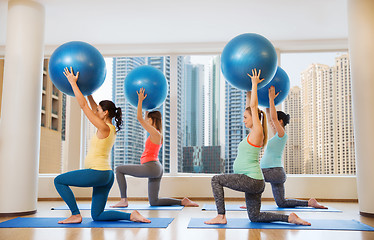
left=277, top=111, right=290, bottom=127
left=114, top=107, right=123, bottom=132
left=99, top=100, right=123, bottom=132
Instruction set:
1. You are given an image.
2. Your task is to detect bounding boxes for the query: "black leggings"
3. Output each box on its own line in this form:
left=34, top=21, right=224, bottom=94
left=211, top=174, right=289, bottom=222
left=262, top=167, right=308, bottom=208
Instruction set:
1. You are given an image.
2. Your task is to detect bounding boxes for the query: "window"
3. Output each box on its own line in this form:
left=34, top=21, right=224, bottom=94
left=281, top=51, right=355, bottom=175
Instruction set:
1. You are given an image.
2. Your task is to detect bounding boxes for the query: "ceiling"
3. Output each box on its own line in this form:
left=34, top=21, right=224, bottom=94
left=0, top=0, right=349, bottom=53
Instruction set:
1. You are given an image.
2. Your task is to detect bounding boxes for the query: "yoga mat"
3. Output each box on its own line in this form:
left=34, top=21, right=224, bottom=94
left=201, top=204, right=342, bottom=212
left=51, top=204, right=184, bottom=211
left=0, top=217, right=174, bottom=228
left=188, top=218, right=374, bottom=231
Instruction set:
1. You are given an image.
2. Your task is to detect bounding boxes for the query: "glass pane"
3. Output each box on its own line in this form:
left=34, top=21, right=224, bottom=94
left=178, top=55, right=225, bottom=174
left=39, top=58, right=66, bottom=174
left=280, top=52, right=355, bottom=175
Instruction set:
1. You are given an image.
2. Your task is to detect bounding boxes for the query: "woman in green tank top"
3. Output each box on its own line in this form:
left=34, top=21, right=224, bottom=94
left=205, top=69, right=310, bottom=226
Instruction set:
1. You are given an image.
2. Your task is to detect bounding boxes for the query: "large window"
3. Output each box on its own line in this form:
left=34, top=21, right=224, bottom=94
left=80, top=51, right=356, bottom=176
left=280, top=52, right=355, bottom=175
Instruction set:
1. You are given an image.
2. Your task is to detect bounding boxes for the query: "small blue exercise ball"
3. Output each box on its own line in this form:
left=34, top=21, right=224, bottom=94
left=221, top=33, right=278, bottom=91
left=124, top=65, right=168, bottom=110
left=257, top=66, right=290, bottom=108
left=48, top=41, right=106, bottom=96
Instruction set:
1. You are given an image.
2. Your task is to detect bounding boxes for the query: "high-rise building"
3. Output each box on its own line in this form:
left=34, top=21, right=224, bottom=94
left=147, top=56, right=171, bottom=172
left=207, top=56, right=221, bottom=146
left=177, top=56, right=184, bottom=172
left=225, top=82, right=247, bottom=173
left=301, top=54, right=355, bottom=174
left=111, top=56, right=174, bottom=173
left=182, top=146, right=223, bottom=173
left=112, top=57, right=146, bottom=169
left=284, top=86, right=303, bottom=174
left=183, top=58, right=205, bottom=147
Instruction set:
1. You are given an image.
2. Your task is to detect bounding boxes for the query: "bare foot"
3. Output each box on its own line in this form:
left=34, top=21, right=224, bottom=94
left=130, top=210, right=151, bottom=223
left=308, top=198, right=327, bottom=209
left=204, top=214, right=227, bottom=224
left=58, top=214, right=82, bottom=224
left=288, top=213, right=311, bottom=226
left=111, top=198, right=128, bottom=208
left=239, top=205, right=247, bottom=209
left=181, top=197, right=199, bottom=207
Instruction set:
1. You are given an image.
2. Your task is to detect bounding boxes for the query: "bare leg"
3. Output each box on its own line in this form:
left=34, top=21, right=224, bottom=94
left=111, top=198, right=129, bottom=208
left=58, top=214, right=82, bottom=224
left=181, top=197, right=199, bottom=207
left=308, top=198, right=328, bottom=209
left=204, top=214, right=227, bottom=224
left=130, top=210, right=151, bottom=223
left=288, top=213, right=311, bottom=225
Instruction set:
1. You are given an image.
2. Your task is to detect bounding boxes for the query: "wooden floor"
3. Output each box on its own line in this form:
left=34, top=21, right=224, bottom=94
left=1, top=200, right=374, bottom=240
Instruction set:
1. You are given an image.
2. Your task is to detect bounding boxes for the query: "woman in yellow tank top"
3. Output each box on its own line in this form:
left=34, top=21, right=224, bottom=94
left=54, top=67, right=150, bottom=224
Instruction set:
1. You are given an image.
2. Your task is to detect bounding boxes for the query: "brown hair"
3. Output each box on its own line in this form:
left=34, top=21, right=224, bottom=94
left=245, top=107, right=268, bottom=146
left=147, top=111, right=162, bottom=132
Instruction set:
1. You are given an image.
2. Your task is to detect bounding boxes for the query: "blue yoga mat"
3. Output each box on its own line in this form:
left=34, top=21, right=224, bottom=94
left=188, top=218, right=374, bottom=231
left=0, top=217, right=174, bottom=228
left=201, top=204, right=342, bottom=212
left=51, top=204, right=184, bottom=211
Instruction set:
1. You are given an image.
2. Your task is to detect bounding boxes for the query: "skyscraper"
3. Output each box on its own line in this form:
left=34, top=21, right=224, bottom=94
left=284, top=86, right=303, bottom=174
left=207, top=56, right=221, bottom=146
left=112, top=57, right=146, bottom=169
left=301, top=54, right=355, bottom=174
left=147, top=56, right=171, bottom=172
left=225, top=82, right=247, bottom=173
left=183, top=58, right=205, bottom=147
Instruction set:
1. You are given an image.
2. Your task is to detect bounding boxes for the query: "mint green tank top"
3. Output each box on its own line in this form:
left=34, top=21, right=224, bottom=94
left=233, top=135, right=263, bottom=180
left=260, top=132, right=288, bottom=169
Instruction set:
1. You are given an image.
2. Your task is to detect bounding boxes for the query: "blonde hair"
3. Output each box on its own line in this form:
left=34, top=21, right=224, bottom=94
left=245, top=107, right=268, bottom=146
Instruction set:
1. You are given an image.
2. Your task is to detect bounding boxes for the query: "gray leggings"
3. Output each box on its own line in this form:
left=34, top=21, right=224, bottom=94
left=211, top=174, right=289, bottom=222
left=115, top=161, right=182, bottom=206
left=262, top=167, right=308, bottom=208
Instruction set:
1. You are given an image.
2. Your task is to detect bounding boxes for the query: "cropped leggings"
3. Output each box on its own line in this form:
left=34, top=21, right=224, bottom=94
left=262, top=167, right=308, bottom=208
left=115, top=161, right=182, bottom=206
left=211, top=174, right=289, bottom=222
left=54, top=169, right=131, bottom=221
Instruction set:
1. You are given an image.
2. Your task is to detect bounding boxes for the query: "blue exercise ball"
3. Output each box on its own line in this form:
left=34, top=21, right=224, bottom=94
left=257, top=66, right=290, bottom=108
left=221, top=33, right=278, bottom=91
left=124, top=65, right=168, bottom=110
left=48, top=41, right=106, bottom=96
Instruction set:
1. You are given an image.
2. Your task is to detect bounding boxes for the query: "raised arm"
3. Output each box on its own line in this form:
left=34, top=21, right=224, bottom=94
left=266, top=107, right=276, bottom=135
left=247, top=69, right=264, bottom=146
left=268, top=86, right=285, bottom=137
left=63, top=67, right=110, bottom=138
left=245, top=91, right=251, bottom=109
left=136, top=88, right=162, bottom=144
left=87, top=95, right=98, bottom=114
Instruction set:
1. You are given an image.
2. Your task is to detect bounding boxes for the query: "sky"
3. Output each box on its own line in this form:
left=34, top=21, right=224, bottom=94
left=281, top=51, right=348, bottom=87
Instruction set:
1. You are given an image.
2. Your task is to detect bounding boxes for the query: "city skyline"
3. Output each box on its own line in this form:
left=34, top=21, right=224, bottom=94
left=85, top=52, right=355, bottom=175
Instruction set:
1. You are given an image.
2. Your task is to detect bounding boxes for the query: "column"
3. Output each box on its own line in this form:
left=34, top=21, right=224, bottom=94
left=348, top=0, right=374, bottom=217
left=0, top=0, right=45, bottom=216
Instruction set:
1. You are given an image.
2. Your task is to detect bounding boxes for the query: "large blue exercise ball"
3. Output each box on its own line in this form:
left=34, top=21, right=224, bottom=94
left=221, top=33, right=278, bottom=91
left=124, top=65, right=168, bottom=110
left=48, top=41, right=106, bottom=96
left=257, top=66, right=290, bottom=108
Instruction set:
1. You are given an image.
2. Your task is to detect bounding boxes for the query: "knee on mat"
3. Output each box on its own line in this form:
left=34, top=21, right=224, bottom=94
left=149, top=199, right=159, bottom=206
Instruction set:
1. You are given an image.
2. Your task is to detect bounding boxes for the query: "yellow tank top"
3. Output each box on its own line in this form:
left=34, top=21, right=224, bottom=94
left=84, top=123, right=116, bottom=171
